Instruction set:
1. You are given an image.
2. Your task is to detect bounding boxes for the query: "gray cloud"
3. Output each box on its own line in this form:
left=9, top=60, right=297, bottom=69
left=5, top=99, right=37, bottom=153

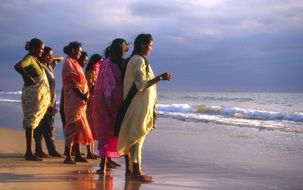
left=0, top=0, right=302, bottom=92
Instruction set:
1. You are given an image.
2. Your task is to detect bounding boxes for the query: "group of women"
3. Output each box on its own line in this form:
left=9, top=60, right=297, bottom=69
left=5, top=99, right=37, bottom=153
left=15, top=33, right=172, bottom=182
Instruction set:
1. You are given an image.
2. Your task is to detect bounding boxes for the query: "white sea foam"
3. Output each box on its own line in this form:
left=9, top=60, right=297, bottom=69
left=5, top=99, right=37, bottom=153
left=1, top=91, right=303, bottom=133
left=0, top=98, right=21, bottom=103
left=0, top=91, right=22, bottom=103
left=157, top=104, right=194, bottom=113
left=0, top=91, right=22, bottom=94
left=157, top=104, right=303, bottom=123
left=158, top=110, right=303, bottom=133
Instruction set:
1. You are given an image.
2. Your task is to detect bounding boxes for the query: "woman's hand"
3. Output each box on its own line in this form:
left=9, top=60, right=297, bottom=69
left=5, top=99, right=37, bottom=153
left=81, top=92, right=89, bottom=102
left=29, top=76, right=36, bottom=85
left=160, top=72, right=173, bottom=81
left=74, top=88, right=88, bottom=102
left=147, top=72, right=173, bottom=89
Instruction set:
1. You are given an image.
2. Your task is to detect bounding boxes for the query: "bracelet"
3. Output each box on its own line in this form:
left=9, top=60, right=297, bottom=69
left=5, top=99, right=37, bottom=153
left=159, top=76, right=163, bottom=80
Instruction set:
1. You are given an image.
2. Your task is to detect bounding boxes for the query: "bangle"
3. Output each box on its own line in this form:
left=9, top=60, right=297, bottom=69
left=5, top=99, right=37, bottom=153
left=159, top=76, right=163, bottom=80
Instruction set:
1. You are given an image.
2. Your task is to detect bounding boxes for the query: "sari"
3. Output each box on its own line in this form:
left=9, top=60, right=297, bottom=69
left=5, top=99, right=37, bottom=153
left=85, top=63, right=100, bottom=140
left=117, top=55, right=157, bottom=156
left=21, top=55, right=51, bottom=129
left=62, top=57, right=93, bottom=146
left=92, top=58, right=123, bottom=158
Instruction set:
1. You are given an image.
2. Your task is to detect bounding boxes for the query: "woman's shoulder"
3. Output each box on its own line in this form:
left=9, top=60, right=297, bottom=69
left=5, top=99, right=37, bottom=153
left=131, top=55, right=144, bottom=61
left=129, top=55, right=144, bottom=66
left=22, top=54, right=34, bottom=62
left=18, top=55, right=36, bottom=67
left=66, top=57, right=74, bottom=64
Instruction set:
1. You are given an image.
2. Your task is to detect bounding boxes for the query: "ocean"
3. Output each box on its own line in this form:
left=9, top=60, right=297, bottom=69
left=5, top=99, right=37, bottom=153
left=1, top=90, right=303, bottom=189
left=1, top=91, right=303, bottom=135
left=158, top=92, right=303, bottom=134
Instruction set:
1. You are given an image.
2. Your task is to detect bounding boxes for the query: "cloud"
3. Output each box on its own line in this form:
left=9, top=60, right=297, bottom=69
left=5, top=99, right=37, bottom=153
left=0, top=0, right=303, bottom=91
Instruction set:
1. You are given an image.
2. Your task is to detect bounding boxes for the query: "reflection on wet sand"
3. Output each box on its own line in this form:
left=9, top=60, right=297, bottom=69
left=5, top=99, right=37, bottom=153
left=98, top=174, right=114, bottom=190
left=97, top=173, right=143, bottom=190
left=69, top=170, right=144, bottom=190
left=123, top=178, right=143, bottom=190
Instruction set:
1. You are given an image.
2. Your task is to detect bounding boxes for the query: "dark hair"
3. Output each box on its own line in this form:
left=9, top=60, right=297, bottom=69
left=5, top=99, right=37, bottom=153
left=132, top=33, right=153, bottom=56
left=104, top=46, right=111, bottom=58
left=79, top=51, right=88, bottom=62
left=80, top=51, right=88, bottom=59
left=110, top=38, right=127, bottom=72
left=85, top=54, right=103, bottom=72
left=123, top=33, right=153, bottom=79
left=42, top=46, right=52, bottom=56
left=63, top=41, right=82, bottom=56
left=25, top=38, right=44, bottom=52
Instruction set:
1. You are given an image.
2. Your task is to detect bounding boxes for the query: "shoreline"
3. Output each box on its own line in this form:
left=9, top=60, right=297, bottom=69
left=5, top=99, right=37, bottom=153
left=1, top=116, right=303, bottom=189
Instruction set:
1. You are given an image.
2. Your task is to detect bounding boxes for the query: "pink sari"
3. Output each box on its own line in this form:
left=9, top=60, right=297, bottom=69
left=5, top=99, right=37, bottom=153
left=62, top=57, right=93, bottom=146
left=92, top=58, right=123, bottom=158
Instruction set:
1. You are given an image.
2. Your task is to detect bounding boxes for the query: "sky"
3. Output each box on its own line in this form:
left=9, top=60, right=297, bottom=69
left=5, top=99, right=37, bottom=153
left=0, top=0, right=302, bottom=92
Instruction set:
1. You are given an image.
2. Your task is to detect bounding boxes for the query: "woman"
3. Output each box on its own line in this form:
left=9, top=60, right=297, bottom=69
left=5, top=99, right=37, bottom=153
left=62, top=41, right=93, bottom=164
left=92, top=38, right=128, bottom=174
left=85, top=53, right=103, bottom=159
left=85, top=54, right=103, bottom=93
left=34, top=46, right=62, bottom=158
left=14, top=38, right=51, bottom=161
left=117, top=33, right=172, bottom=182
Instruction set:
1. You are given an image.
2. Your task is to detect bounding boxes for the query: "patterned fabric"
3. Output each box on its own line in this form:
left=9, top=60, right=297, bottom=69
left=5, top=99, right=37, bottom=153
left=62, top=57, right=93, bottom=146
left=21, top=56, right=51, bottom=129
left=92, top=58, right=123, bottom=158
left=117, top=55, right=157, bottom=156
left=85, top=63, right=100, bottom=92
left=41, top=64, right=56, bottom=106
left=85, top=62, right=100, bottom=139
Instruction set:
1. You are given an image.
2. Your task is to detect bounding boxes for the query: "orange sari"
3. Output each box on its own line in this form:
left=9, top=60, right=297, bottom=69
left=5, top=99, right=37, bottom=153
left=62, top=57, right=93, bottom=146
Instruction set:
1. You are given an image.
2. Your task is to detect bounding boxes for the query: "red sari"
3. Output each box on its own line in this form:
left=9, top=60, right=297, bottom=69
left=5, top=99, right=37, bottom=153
left=92, top=58, right=123, bottom=158
left=62, top=57, right=93, bottom=146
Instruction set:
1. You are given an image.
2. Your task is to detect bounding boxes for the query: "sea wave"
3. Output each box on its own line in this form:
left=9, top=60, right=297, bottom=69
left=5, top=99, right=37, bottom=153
left=157, top=104, right=303, bottom=123
left=0, top=98, right=21, bottom=103
left=159, top=93, right=253, bottom=103
left=158, top=111, right=303, bottom=133
left=0, top=91, right=22, bottom=95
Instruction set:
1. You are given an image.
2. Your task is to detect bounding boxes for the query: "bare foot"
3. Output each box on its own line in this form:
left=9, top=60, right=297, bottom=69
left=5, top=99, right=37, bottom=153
left=63, top=157, right=76, bottom=164
left=106, top=160, right=116, bottom=169
left=49, top=150, right=63, bottom=158
left=86, top=153, right=97, bottom=159
left=130, top=174, right=154, bottom=183
left=24, top=153, right=43, bottom=161
left=35, top=151, right=50, bottom=158
left=108, top=159, right=121, bottom=167
left=74, top=156, right=88, bottom=163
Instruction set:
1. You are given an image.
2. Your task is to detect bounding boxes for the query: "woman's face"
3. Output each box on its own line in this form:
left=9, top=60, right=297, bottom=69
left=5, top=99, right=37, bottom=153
left=41, top=50, right=53, bottom=65
left=72, top=46, right=82, bottom=60
left=122, top=41, right=129, bottom=54
left=32, top=43, right=45, bottom=58
left=79, top=55, right=88, bottom=67
left=142, top=40, right=153, bottom=56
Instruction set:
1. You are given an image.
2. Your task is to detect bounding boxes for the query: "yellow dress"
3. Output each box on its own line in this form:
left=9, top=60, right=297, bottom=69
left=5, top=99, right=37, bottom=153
left=117, top=55, right=157, bottom=155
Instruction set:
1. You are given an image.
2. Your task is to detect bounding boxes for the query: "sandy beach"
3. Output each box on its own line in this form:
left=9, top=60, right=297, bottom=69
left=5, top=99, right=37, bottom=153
left=1, top=115, right=303, bottom=190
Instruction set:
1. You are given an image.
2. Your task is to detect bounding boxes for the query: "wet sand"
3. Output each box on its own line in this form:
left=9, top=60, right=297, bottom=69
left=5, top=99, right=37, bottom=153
left=1, top=117, right=303, bottom=190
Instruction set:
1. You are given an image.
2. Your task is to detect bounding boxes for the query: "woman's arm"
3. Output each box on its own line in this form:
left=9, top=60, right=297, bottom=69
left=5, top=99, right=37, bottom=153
left=73, top=87, right=88, bottom=102
left=14, top=63, right=36, bottom=86
left=133, top=56, right=172, bottom=91
left=146, top=72, right=172, bottom=88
